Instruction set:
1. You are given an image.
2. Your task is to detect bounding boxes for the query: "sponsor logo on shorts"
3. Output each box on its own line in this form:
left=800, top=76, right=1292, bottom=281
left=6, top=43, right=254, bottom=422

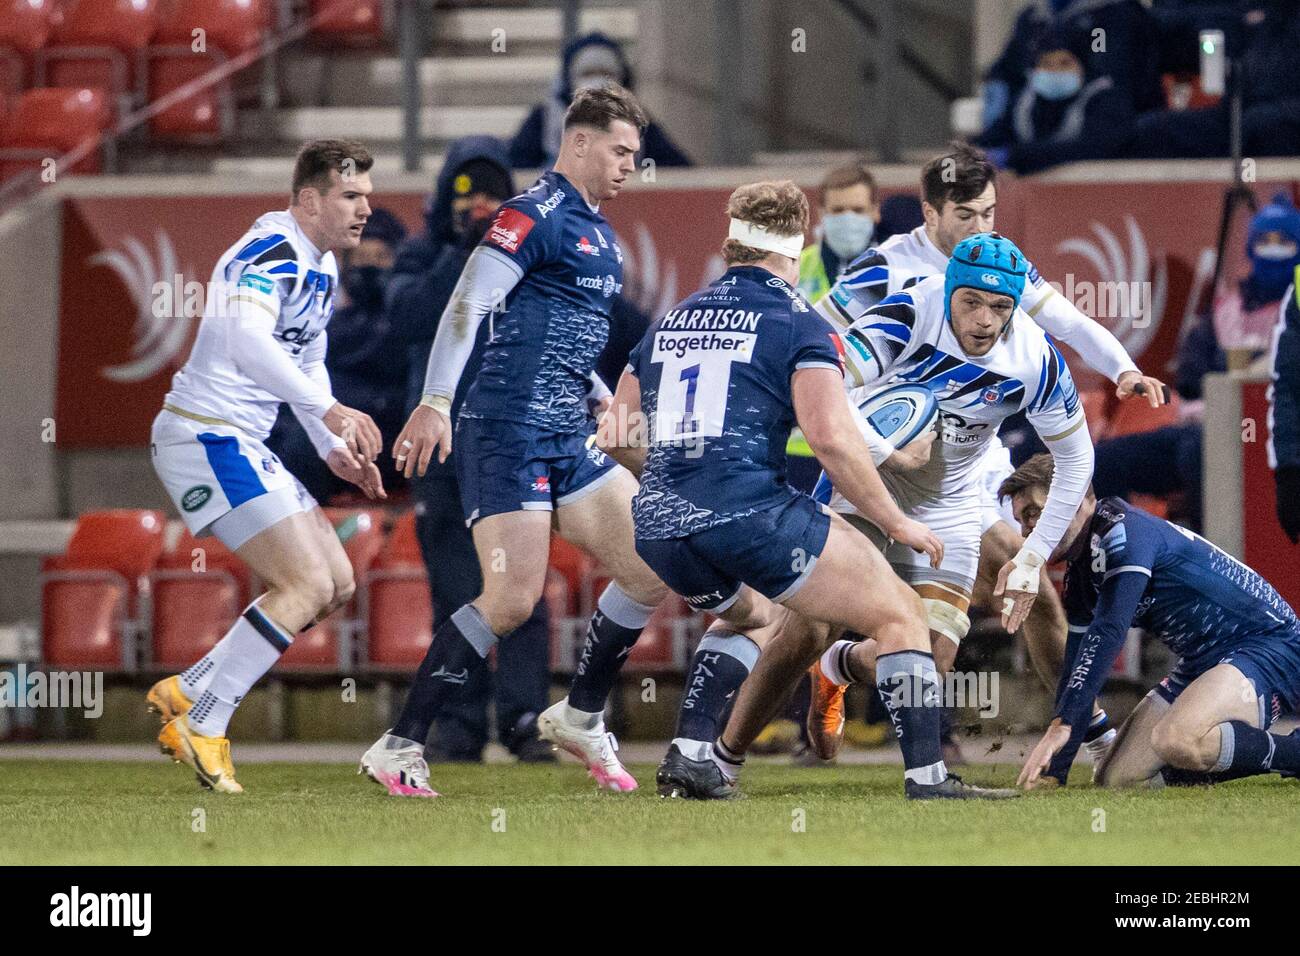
left=261, top=457, right=276, bottom=474
left=587, top=445, right=608, bottom=466
left=181, top=485, right=212, bottom=512
left=486, top=208, right=535, bottom=253
left=684, top=590, right=724, bottom=608
left=531, top=474, right=551, bottom=494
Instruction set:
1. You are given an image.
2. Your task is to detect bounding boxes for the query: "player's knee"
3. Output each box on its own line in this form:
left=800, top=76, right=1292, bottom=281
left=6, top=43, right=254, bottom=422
left=1151, top=717, right=1212, bottom=770
left=485, top=591, right=538, bottom=634
left=282, top=562, right=336, bottom=615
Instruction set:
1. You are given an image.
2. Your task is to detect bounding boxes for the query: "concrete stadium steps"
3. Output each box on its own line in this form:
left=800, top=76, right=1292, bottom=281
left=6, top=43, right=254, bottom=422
left=239, top=104, right=528, bottom=144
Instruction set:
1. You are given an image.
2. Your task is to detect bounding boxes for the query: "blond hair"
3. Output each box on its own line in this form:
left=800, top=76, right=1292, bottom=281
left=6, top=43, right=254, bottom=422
left=722, top=180, right=809, bottom=265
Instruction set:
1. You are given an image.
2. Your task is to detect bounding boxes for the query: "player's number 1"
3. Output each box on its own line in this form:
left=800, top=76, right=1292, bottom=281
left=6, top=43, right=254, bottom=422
left=677, top=363, right=700, bottom=434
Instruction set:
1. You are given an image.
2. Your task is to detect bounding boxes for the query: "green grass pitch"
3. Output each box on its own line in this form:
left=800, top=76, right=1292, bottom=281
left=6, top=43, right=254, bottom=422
left=0, top=760, right=1296, bottom=865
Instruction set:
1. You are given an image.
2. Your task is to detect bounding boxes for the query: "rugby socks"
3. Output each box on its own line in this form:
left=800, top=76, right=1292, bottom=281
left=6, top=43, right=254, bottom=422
left=875, top=650, right=948, bottom=786
left=187, top=601, right=293, bottom=737
left=1084, top=709, right=1112, bottom=743
left=391, top=604, right=496, bottom=744
left=711, top=738, right=747, bottom=783
left=671, top=631, right=760, bottom=762
left=565, top=582, right=656, bottom=714
left=819, top=639, right=861, bottom=685
left=1212, top=721, right=1300, bottom=779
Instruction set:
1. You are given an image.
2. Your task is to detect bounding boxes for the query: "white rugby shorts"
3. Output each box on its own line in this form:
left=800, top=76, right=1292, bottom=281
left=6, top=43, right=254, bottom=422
left=150, top=406, right=317, bottom=550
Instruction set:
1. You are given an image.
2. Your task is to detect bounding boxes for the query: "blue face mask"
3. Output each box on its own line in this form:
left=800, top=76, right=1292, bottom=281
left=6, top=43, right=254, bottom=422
left=821, top=211, right=875, bottom=261
left=1031, top=69, right=1082, bottom=101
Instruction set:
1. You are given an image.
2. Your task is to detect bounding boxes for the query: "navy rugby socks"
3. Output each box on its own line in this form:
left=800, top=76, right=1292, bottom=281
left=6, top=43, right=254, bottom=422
left=670, top=630, right=759, bottom=761
left=875, top=650, right=948, bottom=785
left=566, top=583, right=656, bottom=715
left=391, top=604, right=496, bottom=744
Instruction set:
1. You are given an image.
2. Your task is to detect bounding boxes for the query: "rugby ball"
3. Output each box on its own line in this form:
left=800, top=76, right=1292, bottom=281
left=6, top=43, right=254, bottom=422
left=857, top=382, right=939, bottom=448
left=812, top=383, right=938, bottom=504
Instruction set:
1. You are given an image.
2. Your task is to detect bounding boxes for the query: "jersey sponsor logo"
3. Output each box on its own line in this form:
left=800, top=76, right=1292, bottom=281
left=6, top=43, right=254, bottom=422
left=576, top=235, right=600, bottom=256
left=654, top=330, right=756, bottom=360
left=575, top=274, right=624, bottom=298
left=534, top=189, right=565, bottom=218
left=181, top=485, right=212, bottom=512
left=238, top=272, right=275, bottom=295
left=767, top=275, right=809, bottom=311
left=683, top=589, right=725, bottom=609
left=486, top=208, right=535, bottom=253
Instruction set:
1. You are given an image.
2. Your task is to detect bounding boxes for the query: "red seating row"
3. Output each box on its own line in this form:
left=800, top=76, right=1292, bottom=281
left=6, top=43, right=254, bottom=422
left=41, top=509, right=700, bottom=676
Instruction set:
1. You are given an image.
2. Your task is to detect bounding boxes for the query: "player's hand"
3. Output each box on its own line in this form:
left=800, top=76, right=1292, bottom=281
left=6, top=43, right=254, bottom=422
left=889, top=516, right=944, bottom=569
left=588, top=394, right=613, bottom=421
left=322, top=402, right=383, bottom=461
left=326, top=447, right=387, bottom=500
left=394, top=403, right=452, bottom=478
left=1018, top=720, right=1072, bottom=789
left=1116, top=370, right=1169, bottom=408
left=883, top=429, right=936, bottom=473
left=994, top=546, right=1044, bottom=632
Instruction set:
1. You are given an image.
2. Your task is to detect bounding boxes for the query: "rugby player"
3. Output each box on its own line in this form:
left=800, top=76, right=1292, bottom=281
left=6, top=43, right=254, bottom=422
left=601, top=180, right=1017, bottom=800
left=146, top=140, right=386, bottom=793
left=795, top=143, right=1164, bottom=759
left=707, top=234, right=1100, bottom=794
left=359, top=85, right=667, bottom=796
left=1003, top=454, right=1300, bottom=788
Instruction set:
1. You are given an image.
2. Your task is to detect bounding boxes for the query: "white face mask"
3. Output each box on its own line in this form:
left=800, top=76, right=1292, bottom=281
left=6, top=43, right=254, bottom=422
left=1254, top=241, right=1299, bottom=261
left=821, top=210, right=875, bottom=260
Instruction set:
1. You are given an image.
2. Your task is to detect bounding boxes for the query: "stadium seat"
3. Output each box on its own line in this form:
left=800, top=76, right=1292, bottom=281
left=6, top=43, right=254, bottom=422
left=0, top=86, right=111, bottom=178
left=308, top=0, right=386, bottom=45
left=143, top=0, right=269, bottom=142
left=155, top=0, right=269, bottom=56
left=549, top=536, right=594, bottom=616
left=37, top=0, right=159, bottom=111
left=625, top=595, right=690, bottom=672
left=0, top=0, right=58, bottom=92
left=41, top=510, right=165, bottom=669
left=362, top=512, right=432, bottom=668
left=150, top=528, right=250, bottom=670
left=1104, top=390, right=1181, bottom=439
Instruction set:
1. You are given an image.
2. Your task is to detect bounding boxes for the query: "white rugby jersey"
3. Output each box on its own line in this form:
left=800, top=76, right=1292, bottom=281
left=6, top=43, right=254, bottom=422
left=164, top=210, right=341, bottom=447
left=833, top=273, right=1095, bottom=562
left=814, top=224, right=1137, bottom=384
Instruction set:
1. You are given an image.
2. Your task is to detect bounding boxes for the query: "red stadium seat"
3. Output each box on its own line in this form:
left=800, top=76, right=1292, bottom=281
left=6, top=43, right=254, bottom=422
left=0, top=0, right=56, bottom=53
left=144, top=0, right=268, bottom=142
left=150, top=528, right=250, bottom=670
left=1104, top=390, right=1181, bottom=439
left=38, top=0, right=160, bottom=110
left=625, top=595, right=689, bottom=671
left=363, top=512, right=433, bottom=668
left=41, top=510, right=165, bottom=669
left=308, top=0, right=385, bottom=45
left=0, top=86, right=111, bottom=178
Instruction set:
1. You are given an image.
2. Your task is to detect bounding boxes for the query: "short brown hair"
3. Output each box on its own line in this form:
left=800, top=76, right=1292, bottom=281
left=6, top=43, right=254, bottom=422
left=997, top=452, right=1095, bottom=503
left=722, top=180, right=809, bottom=265
left=292, top=139, right=374, bottom=200
left=820, top=159, right=876, bottom=206
left=564, top=83, right=647, bottom=134
left=921, top=141, right=996, bottom=210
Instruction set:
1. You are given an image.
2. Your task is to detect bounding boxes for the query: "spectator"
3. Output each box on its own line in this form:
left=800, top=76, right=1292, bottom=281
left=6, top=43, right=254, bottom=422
left=1269, top=272, right=1300, bottom=544
left=387, top=136, right=554, bottom=763
left=982, top=0, right=1163, bottom=132
left=508, top=31, right=690, bottom=170
left=1093, top=193, right=1300, bottom=530
left=1131, top=1, right=1300, bottom=158
left=977, top=23, right=1134, bottom=174
left=796, top=159, right=880, bottom=303
left=265, top=207, right=408, bottom=503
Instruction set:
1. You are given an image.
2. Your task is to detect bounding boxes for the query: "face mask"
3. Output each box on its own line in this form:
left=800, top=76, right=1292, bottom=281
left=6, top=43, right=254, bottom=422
left=1253, top=241, right=1298, bottom=261
left=342, top=265, right=386, bottom=308
left=1031, top=69, right=1082, bottom=101
left=821, top=211, right=875, bottom=261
